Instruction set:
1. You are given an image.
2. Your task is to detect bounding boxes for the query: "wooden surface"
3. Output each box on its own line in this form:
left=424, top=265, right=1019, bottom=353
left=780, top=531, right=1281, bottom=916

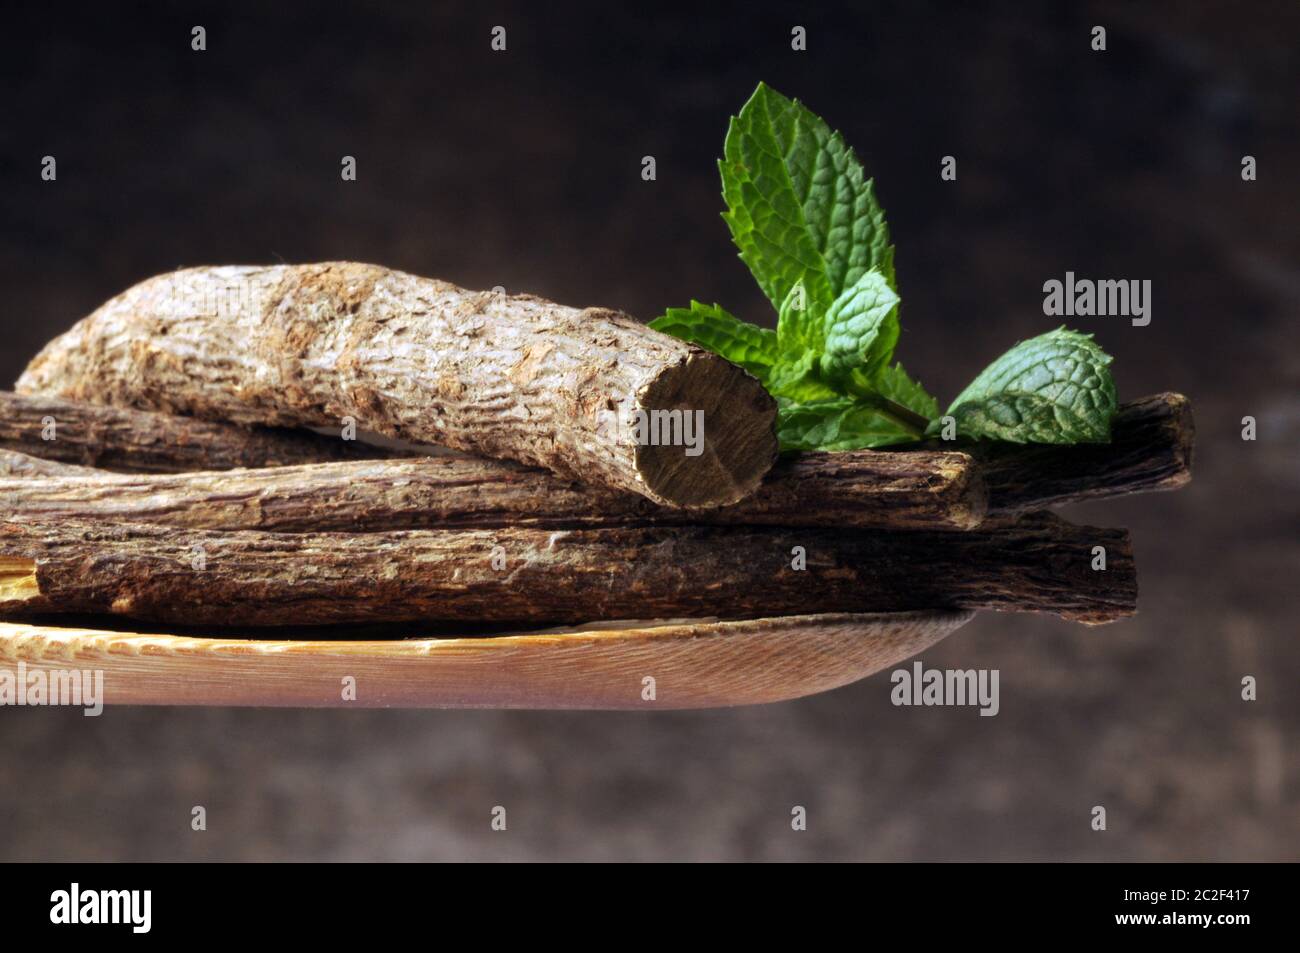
left=0, top=609, right=972, bottom=709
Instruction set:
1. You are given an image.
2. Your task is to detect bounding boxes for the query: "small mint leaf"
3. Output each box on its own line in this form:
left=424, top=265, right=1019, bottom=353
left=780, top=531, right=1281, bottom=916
left=765, top=348, right=839, bottom=403
left=819, top=269, right=900, bottom=386
left=946, top=328, right=1118, bottom=443
left=776, top=279, right=820, bottom=355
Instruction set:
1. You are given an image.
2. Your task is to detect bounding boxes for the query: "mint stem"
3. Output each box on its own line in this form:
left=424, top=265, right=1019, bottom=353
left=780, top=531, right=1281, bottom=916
left=839, top=374, right=931, bottom=436
left=856, top=394, right=931, bottom=438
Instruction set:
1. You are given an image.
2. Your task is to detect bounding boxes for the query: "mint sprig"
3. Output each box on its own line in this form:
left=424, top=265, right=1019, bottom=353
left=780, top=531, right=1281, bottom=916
left=651, top=82, right=1118, bottom=451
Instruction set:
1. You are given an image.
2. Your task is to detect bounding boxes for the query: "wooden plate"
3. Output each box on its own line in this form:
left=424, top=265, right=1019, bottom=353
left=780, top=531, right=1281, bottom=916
left=0, top=610, right=973, bottom=710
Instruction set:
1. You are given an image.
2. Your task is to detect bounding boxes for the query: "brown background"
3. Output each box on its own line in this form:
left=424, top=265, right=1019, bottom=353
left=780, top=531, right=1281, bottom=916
left=0, top=1, right=1296, bottom=860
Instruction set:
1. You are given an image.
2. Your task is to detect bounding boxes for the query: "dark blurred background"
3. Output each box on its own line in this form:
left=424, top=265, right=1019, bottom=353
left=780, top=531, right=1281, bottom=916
left=1, top=1, right=1296, bottom=860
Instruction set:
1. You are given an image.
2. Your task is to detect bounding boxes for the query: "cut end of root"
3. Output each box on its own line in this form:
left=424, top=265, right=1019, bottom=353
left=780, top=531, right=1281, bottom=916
left=634, top=352, right=779, bottom=509
left=0, top=557, right=40, bottom=603
left=944, top=460, right=990, bottom=530
left=1165, top=391, right=1196, bottom=481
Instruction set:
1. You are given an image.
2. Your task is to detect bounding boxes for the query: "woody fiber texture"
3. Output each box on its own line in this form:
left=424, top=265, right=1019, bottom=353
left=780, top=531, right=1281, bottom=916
left=0, top=448, right=986, bottom=532
left=0, top=513, right=1134, bottom=626
left=0, top=391, right=393, bottom=473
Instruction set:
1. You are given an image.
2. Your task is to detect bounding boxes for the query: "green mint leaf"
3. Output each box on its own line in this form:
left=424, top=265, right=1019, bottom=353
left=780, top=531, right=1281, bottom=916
left=649, top=301, right=778, bottom=381
left=819, top=269, right=900, bottom=386
left=775, top=280, right=819, bottom=355
left=721, top=82, right=895, bottom=346
left=765, top=348, right=839, bottom=403
left=946, top=328, right=1118, bottom=443
left=875, top=361, right=939, bottom=420
left=777, top=398, right=918, bottom=452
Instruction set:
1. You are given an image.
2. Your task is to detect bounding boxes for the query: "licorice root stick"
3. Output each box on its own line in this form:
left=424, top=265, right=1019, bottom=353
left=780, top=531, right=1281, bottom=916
left=16, top=263, right=779, bottom=507
left=0, top=449, right=986, bottom=532
left=0, top=390, right=396, bottom=473
left=0, top=513, right=1134, bottom=627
